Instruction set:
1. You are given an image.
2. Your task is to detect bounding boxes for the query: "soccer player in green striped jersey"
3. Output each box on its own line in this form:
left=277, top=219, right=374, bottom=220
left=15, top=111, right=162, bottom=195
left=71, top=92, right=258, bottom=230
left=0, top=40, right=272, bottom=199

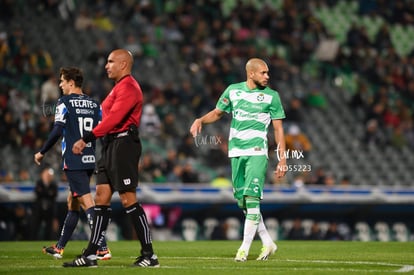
left=190, top=58, right=287, bottom=262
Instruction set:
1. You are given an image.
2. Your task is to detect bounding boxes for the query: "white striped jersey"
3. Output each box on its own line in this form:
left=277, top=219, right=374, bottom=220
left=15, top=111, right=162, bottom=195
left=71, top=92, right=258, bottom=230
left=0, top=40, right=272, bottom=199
left=216, top=82, right=285, bottom=158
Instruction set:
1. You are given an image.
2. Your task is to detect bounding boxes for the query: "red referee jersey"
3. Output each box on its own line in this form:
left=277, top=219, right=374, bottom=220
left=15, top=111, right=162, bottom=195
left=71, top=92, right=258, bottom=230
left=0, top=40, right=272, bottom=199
left=92, top=75, right=143, bottom=137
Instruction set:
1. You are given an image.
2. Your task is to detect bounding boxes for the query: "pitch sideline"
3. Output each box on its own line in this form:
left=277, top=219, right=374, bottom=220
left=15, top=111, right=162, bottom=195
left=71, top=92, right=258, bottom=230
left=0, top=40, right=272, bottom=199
left=162, top=256, right=414, bottom=273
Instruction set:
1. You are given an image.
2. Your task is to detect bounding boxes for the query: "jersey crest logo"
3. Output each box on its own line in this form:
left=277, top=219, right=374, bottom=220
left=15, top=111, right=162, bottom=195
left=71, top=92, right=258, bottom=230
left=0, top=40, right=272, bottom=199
left=257, top=93, right=264, bottom=101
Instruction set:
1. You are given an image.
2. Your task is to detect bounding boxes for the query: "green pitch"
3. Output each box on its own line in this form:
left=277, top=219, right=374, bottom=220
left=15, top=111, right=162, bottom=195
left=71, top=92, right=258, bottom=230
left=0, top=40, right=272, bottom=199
left=0, top=240, right=413, bottom=274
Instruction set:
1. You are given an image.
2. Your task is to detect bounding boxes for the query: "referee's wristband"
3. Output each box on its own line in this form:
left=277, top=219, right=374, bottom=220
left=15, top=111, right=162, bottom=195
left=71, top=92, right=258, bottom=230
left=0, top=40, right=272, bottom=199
left=82, top=131, right=96, bottom=143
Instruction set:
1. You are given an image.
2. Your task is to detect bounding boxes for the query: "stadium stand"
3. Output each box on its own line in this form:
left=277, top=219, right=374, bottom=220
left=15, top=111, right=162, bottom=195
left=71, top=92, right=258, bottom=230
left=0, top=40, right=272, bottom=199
left=0, top=0, right=413, bottom=241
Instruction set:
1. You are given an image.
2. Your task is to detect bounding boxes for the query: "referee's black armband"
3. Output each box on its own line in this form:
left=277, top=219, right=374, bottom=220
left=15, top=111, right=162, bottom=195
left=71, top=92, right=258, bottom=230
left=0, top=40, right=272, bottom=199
left=82, top=131, right=96, bottom=143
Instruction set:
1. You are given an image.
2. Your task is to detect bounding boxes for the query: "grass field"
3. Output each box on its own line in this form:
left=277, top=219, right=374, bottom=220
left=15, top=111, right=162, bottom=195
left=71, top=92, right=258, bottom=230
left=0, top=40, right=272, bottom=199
left=0, top=240, right=413, bottom=274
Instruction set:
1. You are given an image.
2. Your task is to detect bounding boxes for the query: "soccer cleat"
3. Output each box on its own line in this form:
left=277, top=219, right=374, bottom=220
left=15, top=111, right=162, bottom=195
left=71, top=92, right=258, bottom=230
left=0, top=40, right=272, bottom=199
left=42, top=245, right=64, bottom=259
left=96, top=248, right=112, bottom=260
left=132, top=254, right=160, bottom=267
left=234, top=249, right=247, bottom=262
left=62, top=255, right=97, bottom=268
left=256, top=242, right=278, bottom=260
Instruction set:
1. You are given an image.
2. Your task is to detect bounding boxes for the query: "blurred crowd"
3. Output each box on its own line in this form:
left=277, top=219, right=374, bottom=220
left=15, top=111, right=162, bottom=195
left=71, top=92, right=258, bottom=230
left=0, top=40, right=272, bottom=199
left=0, top=0, right=413, bottom=186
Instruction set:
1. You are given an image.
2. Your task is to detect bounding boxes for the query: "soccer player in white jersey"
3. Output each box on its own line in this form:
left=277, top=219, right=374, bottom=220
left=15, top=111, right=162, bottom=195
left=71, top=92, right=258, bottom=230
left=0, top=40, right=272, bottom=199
left=190, top=58, right=287, bottom=262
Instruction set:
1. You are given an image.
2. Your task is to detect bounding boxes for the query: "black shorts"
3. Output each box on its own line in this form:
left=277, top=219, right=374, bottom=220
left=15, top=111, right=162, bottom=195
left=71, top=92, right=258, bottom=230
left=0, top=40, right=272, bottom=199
left=65, top=169, right=94, bottom=197
left=96, top=131, right=142, bottom=193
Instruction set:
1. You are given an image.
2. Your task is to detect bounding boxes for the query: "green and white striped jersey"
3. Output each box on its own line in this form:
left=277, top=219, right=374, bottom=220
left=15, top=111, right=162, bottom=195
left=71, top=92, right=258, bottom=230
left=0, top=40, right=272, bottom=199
left=216, top=81, right=285, bottom=158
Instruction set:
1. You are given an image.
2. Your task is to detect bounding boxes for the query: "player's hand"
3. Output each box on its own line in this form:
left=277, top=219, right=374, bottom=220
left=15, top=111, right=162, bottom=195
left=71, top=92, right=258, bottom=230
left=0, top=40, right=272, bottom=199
left=190, top=119, right=202, bottom=137
left=34, top=152, right=44, bottom=165
left=274, top=159, right=287, bottom=179
left=72, top=139, right=86, bottom=155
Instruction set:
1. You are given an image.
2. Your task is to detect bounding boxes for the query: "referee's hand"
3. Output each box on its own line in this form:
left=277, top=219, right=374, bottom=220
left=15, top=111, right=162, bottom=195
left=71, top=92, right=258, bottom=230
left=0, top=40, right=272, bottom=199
left=72, top=139, right=86, bottom=155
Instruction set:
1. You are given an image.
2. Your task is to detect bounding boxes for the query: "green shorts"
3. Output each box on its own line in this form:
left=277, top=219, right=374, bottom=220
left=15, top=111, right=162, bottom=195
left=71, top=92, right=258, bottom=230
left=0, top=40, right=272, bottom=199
left=231, top=155, right=268, bottom=202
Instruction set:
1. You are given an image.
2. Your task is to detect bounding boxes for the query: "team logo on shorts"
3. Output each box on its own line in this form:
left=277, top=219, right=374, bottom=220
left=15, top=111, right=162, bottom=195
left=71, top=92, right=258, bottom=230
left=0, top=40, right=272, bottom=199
left=252, top=178, right=260, bottom=193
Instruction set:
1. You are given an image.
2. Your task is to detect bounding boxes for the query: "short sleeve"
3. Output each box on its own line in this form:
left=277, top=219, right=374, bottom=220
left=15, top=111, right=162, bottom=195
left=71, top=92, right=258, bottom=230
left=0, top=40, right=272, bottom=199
left=216, top=88, right=231, bottom=113
left=270, top=92, right=286, bottom=120
left=54, top=99, right=67, bottom=125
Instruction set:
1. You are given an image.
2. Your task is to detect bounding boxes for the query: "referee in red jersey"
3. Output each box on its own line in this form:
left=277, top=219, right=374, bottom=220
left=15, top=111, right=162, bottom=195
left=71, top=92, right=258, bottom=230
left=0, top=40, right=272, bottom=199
left=65, top=49, right=159, bottom=268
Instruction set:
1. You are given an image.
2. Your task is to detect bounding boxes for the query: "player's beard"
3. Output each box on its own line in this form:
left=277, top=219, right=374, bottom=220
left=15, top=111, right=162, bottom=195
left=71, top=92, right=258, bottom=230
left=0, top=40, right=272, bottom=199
left=253, top=79, right=267, bottom=89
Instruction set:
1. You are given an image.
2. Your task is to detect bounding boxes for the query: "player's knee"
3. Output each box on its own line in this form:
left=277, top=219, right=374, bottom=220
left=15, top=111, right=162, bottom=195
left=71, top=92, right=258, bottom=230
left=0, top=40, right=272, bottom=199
left=245, top=196, right=261, bottom=224
left=68, top=198, right=80, bottom=211
left=245, top=196, right=260, bottom=209
left=246, top=213, right=261, bottom=224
